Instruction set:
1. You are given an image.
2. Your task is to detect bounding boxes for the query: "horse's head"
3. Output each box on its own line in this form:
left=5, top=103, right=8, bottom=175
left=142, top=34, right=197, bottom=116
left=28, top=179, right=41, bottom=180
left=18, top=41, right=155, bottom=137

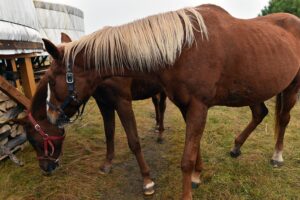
left=23, top=117, right=65, bottom=175
left=43, top=33, right=97, bottom=126
left=19, top=75, right=66, bottom=175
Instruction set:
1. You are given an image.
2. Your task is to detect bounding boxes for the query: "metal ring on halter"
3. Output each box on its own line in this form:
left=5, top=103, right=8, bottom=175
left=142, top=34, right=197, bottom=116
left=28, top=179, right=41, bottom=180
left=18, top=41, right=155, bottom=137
left=34, top=124, right=41, bottom=131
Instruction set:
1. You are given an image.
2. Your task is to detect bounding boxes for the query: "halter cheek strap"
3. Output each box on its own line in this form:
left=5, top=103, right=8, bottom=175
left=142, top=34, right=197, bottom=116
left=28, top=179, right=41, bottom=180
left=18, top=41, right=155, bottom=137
left=46, top=63, right=85, bottom=126
left=27, top=112, right=65, bottom=161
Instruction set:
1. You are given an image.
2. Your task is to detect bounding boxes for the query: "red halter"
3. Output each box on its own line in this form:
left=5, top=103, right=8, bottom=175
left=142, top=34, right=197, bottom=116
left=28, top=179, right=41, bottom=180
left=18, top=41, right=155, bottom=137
left=27, top=112, right=65, bottom=162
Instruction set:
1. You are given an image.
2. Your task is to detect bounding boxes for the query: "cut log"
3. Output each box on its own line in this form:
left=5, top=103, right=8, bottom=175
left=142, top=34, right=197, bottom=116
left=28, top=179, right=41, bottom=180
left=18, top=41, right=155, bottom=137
left=10, top=124, right=18, bottom=138
left=0, top=137, right=8, bottom=146
left=16, top=125, right=24, bottom=136
left=5, top=100, right=17, bottom=110
left=0, top=124, right=11, bottom=134
left=0, top=130, right=11, bottom=141
left=0, top=134, right=27, bottom=165
left=5, top=134, right=26, bottom=150
left=3, top=105, right=23, bottom=120
left=0, top=91, right=10, bottom=102
left=17, top=111, right=26, bottom=119
left=0, top=102, right=7, bottom=112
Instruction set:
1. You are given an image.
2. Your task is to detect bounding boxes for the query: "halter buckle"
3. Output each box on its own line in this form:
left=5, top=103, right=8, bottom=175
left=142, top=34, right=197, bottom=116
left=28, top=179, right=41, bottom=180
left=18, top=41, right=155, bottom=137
left=34, top=124, right=41, bottom=131
left=66, top=72, right=74, bottom=84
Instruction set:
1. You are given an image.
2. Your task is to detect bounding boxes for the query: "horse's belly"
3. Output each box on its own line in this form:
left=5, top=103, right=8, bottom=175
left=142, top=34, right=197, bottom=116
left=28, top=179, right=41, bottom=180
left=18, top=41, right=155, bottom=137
left=215, top=66, right=298, bottom=107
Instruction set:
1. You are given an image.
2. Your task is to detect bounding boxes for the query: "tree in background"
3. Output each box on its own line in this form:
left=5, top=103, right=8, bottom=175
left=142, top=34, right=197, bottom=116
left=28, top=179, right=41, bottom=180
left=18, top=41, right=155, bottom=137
left=260, top=0, right=300, bottom=17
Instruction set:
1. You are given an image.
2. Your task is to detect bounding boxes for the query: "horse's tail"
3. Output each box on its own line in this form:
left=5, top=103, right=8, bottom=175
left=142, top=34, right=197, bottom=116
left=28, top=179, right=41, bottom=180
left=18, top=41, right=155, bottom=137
left=274, top=93, right=282, bottom=139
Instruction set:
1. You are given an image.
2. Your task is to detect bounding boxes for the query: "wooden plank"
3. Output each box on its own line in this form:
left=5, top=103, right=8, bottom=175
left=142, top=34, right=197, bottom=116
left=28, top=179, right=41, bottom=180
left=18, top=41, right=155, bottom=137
left=0, top=53, right=39, bottom=59
left=10, top=59, right=21, bottom=91
left=0, top=40, right=43, bottom=51
left=0, top=75, right=30, bottom=109
left=19, top=57, right=36, bottom=99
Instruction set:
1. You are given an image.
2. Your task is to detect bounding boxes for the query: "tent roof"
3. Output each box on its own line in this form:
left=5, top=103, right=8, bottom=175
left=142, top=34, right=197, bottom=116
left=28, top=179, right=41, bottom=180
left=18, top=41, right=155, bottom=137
left=0, top=0, right=43, bottom=55
left=34, top=1, right=85, bottom=44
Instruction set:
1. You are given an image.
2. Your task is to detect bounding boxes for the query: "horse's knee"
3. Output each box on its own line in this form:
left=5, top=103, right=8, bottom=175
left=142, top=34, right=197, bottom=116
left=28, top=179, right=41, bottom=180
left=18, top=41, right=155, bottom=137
left=128, top=140, right=141, bottom=153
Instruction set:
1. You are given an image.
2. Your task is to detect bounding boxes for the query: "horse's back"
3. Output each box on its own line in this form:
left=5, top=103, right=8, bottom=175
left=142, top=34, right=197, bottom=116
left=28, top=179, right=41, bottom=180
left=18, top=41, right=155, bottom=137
left=167, top=5, right=300, bottom=107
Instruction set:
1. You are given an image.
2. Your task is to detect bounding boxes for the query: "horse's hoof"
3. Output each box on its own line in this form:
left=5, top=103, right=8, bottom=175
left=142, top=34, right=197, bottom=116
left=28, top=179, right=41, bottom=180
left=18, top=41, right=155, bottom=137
left=270, top=159, right=284, bottom=168
left=156, top=137, right=163, bottom=144
left=99, top=165, right=112, bottom=174
left=191, top=181, right=200, bottom=189
left=230, top=149, right=241, bottom=158
left=143, top=181, right=155, bottom=196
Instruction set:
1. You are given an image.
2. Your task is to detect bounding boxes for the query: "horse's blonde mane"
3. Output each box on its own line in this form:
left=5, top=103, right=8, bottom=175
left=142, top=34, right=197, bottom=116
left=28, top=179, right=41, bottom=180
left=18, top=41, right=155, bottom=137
left=64, top=7, right=208, bottom=73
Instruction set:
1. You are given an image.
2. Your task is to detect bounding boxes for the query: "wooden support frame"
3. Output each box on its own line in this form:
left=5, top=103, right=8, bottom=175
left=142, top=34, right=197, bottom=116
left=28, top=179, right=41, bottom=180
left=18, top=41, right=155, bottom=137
left=10, top=59, right=21, bottom=91
left=0, top=75, right=30, bottom=109
left=19, top=57, right=36, bottom=99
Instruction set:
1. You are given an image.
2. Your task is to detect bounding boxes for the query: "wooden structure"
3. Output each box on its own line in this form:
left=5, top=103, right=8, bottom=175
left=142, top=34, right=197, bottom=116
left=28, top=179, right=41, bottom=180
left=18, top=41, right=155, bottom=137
left=0, top=0, right=43, bottom=164
left=0, top=0, right=84, bottom=165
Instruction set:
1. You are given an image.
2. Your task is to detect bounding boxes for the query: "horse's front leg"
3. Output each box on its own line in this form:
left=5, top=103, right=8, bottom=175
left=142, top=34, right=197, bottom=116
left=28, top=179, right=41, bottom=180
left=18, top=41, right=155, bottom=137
left=116, top=99, right=154, bottom=195
left=181, top=99, right=207, bottom=200
left=97, top=101, right=116, bottom=174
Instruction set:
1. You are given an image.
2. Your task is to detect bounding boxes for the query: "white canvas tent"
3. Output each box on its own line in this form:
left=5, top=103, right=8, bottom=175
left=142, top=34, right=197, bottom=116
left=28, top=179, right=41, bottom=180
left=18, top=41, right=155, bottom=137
left=0, top=0, right=43, bottom=55
left=34, top=0, right=85, bottom=44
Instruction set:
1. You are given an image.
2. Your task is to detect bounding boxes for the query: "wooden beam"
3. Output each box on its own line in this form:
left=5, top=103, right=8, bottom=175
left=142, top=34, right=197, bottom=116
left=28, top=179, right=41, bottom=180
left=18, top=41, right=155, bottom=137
left=0, top=75, right=30, bottom=109
left=10, top=59, right=21, bottom=91
left=19, top=57, right=36, bottom=99
left=0, top=53, right=39, bottom=59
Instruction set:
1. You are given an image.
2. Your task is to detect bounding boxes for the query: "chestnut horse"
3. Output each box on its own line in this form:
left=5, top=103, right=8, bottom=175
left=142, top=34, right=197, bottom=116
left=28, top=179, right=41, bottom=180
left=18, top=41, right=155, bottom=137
left=21, top=72, right=166, bottom=181
left=43, top=4, right=300, bottom=199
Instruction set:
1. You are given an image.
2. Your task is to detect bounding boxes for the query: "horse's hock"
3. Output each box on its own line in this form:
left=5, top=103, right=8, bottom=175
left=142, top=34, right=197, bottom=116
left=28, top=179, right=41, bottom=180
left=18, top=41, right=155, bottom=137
left=0, top=0, right=84, bottom=164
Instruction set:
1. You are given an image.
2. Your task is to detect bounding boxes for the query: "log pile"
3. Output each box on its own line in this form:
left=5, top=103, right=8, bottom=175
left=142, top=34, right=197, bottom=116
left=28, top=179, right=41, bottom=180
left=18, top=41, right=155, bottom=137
left=0, top=90, right=26, bottom=164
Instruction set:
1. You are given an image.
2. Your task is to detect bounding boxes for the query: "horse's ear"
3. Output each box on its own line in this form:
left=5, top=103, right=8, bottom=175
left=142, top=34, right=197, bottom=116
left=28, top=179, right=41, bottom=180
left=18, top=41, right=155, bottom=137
left=42, top=38, right=62, bottom=60
left=61, top=32, right=72, bottom=43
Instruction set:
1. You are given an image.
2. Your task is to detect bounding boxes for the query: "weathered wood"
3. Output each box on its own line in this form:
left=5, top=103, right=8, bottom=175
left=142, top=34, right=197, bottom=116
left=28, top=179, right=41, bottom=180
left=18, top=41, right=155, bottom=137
left=0, top=130, right=10, bottom=141
left=0, top=53, right=38, bottom=59
left=0, top=138, right=8, bottom=146
left=10, top=124, right=17, bottom=138
left=5, top=100, right=17, bottom=110
left=0, top=40, right=43, bottom=51
left=0, top=133, right=26, bottom=165
left=0, top=91, right=10, bottom=102
left=10, top=59, right=22, bottom=90
left=19, top=57, right=36, bottom=99
left=0, top=75, right=30, bottom=108
left=0, top=124, right=10, bottom=134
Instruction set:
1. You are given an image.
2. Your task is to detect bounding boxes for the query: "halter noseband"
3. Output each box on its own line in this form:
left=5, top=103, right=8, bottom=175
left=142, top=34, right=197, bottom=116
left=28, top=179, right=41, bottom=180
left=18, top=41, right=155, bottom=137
left=27, top=112, right=65, bottom=162
left=46, top=63, right=86, bottom=126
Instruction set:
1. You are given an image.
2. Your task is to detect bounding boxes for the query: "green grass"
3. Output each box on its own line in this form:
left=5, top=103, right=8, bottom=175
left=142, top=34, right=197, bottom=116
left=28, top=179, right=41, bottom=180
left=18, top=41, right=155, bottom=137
left=0, top=98, right=299, bottom=200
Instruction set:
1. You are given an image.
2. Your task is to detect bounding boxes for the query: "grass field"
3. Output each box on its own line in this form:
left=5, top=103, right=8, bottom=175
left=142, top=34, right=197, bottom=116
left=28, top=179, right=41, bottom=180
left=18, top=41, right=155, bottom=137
left=0, top=98, right=299, bottom=200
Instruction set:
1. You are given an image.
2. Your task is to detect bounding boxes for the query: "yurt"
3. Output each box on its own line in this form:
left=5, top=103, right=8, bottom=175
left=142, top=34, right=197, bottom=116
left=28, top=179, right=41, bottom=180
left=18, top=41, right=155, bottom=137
left=34, top=0, right=85, bottom=44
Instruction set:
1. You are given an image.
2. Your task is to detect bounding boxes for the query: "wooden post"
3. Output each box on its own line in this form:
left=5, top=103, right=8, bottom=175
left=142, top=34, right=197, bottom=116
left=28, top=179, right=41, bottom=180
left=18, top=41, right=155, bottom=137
left=10, top=59, right=21, bottom=91
left=19, top=57, right=36, bottom=99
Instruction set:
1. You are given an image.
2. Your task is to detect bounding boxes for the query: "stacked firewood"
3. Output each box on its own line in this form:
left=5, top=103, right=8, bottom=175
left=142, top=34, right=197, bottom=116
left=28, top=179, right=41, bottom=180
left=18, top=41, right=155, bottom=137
left=0, top=90, right=26, bottom=164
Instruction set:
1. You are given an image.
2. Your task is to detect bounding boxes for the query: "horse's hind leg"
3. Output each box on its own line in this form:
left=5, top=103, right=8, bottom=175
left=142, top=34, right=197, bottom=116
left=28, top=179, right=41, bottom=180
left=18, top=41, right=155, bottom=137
left=116, top=99, right=154, bottom=195
left=272, top=73, right=300, bottom=167
left=97, top=101, right=115, bottom=174
left=230, top=103, right=268, bottom=157
left=153, top=92, right=167, bottom=143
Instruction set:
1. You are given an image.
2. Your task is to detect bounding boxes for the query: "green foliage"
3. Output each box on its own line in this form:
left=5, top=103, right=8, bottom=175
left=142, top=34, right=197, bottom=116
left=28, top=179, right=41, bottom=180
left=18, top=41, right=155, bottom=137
left=260, top=0, right=300, bottom=17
